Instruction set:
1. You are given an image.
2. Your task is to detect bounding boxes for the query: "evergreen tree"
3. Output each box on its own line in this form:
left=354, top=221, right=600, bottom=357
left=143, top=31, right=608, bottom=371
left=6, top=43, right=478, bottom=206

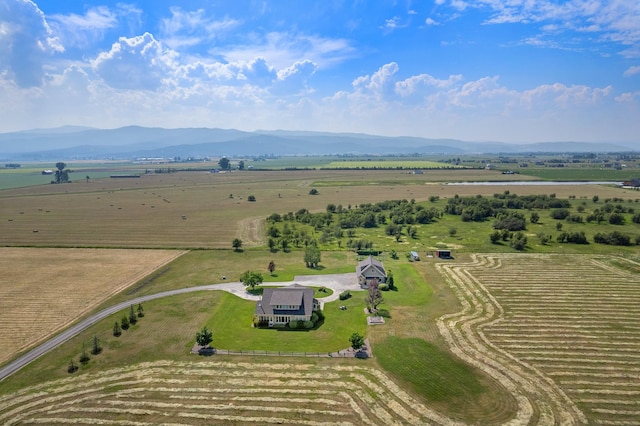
left=121, top=315, right=130, bottom=330
left=113, top=321, right=122, bottom=337
left=128, top=305, right=137, bottom=325
left=91, top=335, right=102, bottom=355
left=79, top=346, right=90, bottom=365
left=137, top=303, right=144, bottom=318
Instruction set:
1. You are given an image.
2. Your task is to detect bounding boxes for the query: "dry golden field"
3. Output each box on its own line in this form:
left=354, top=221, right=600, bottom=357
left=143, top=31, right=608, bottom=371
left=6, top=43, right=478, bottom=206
left=0, top=248, right=185, bottom=365
left=0, top=169, right=633, bottom=249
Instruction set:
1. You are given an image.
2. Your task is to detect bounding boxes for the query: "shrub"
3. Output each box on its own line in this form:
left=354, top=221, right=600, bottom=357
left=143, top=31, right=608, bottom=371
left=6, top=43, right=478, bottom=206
left=494, top=212, right=526, bottom=231
left=594, top=231, right=631, bottom=246
left=633, top=213, right=640, bottom=224
left=247, top=195, right=256, bottom=202
left=608, top=212, right=625, bottom=225
left=302, top=320, right=314, bottom=329
left=309, top=188, right=319, bottom=195
left=379, top=283, right=389, bottom=291
left=550, top=208, right=570, bottom=220
left=339, top=290, right=351, bottom=300
left=289, top=320, right=300, bottom=329
left=67, top=359, right=78, bottom=374
left=509, top=232, right=527, bottom=251
left=565, top=214, right=583, bottom=223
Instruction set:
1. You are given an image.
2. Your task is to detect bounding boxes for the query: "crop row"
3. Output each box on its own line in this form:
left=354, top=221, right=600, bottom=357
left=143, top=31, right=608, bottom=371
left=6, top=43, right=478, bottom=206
left=438, top=254, right=640, bottom=425
left=0, top=360, right=458, bottom=425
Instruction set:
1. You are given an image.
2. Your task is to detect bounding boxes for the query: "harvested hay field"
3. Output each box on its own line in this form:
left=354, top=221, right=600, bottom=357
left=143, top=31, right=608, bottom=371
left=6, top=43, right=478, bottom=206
left=437, top=253, right=640, bottom=425
left=0, top=359, right=460, bottom=425
left=0, top=248, right=185, bottom=365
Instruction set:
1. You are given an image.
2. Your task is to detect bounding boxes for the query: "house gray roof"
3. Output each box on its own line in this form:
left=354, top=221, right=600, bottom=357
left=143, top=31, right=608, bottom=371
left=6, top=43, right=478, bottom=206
left=357, top=255, right=386, bottom=276
left=254, top=284, right=315, bottom=317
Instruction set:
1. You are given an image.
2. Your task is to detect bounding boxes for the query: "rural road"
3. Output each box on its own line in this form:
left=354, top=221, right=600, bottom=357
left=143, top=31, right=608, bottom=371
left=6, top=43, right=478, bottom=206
left=0, top=273, right=360, bottom=382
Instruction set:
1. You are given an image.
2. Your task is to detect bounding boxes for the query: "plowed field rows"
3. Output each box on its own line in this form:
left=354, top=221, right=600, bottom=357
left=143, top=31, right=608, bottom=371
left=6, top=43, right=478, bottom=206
left=437, top=254, right=640, bottom=425
left=0, top=248, right=185, bottom=365
left=0, top=360, right=460, bottom=425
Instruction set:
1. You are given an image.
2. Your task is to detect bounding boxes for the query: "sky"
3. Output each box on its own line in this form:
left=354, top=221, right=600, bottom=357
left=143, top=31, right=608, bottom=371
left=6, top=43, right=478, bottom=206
left=1, top=0, right=639, bottom=143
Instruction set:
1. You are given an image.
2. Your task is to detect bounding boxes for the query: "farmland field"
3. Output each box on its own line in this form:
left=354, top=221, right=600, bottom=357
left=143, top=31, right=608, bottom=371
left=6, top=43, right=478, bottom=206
left=437, top=253, right=640, bottom=424
left=0, top=248, right=185, bottom=365
left=0, top=359, right=463, bottom=425
left=1, top=169, right=635, bottom=249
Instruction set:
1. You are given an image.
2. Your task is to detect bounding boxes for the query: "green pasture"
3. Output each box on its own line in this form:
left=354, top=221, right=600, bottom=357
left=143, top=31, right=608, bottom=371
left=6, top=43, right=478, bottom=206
left=322, top=160, right=459, bottom=169
left=375, top=338, right=508, bottom=418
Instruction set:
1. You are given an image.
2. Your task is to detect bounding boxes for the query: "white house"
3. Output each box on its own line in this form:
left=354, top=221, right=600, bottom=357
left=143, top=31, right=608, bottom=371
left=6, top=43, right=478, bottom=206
left=357, top=255, right=387, bottom=288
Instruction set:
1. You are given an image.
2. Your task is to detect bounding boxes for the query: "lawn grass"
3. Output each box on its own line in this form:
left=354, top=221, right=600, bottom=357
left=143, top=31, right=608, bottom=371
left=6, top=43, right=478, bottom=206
left=374, top=337, right=516, bottom=423
left=209, top=292, right=365, bottom=352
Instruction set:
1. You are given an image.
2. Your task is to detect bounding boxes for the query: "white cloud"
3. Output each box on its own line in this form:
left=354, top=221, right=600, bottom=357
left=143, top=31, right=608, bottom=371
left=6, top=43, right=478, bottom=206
left=438, top=0, right=640, bottom=56
left=0, top=0, right=63, bottom=87
left=47, top=4, right=141, bottom=49
left=160, top=7, right=240, bottom=49
left=623, top=65, right=640, bottom=76
left=92, top=33, right=179, bottom=90
left=425, top=17, right=439, bottom=26
left=212, top=31, right=355, bottom=70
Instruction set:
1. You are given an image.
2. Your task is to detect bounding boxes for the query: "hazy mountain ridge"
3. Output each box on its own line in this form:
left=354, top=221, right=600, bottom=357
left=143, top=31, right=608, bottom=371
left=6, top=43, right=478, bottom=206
left=0, top=126, right=636, bottom=160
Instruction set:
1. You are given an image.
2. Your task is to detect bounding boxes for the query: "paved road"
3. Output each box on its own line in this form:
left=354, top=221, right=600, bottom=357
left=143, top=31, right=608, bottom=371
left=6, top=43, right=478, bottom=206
left=0, top=273, right=361, bottom=382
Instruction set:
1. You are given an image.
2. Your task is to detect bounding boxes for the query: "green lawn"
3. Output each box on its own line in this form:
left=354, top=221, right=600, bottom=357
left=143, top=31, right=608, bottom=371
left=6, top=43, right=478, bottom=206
left=208, top=292, right=365, bottom=352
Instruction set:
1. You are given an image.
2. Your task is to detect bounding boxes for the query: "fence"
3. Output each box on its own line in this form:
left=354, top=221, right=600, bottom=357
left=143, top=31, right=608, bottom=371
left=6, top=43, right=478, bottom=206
left=192, top=347, right=368, bottom=358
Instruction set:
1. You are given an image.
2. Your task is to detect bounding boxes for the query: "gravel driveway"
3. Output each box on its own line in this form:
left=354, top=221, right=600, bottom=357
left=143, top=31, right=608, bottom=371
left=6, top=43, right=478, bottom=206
left=209, top=273, right=362, bottom=303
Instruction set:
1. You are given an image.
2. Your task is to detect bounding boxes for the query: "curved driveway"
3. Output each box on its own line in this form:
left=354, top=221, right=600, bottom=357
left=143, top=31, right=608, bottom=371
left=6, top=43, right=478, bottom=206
left=0, top=273, right=360, bottom=382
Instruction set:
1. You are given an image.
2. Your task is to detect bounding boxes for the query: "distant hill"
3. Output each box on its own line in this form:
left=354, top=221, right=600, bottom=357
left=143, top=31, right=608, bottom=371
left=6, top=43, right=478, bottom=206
left=0, top=126, right=636, bottom=160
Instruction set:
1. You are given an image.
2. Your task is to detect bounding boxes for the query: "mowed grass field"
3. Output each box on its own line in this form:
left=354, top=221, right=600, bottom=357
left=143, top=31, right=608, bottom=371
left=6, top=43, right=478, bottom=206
left=1, top=168, right=635, bottom=249
left=0, top=247, right=185, bottom=365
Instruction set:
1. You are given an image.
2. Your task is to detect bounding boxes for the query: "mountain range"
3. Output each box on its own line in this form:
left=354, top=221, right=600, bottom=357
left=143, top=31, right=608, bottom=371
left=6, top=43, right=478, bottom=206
left=0, top=126, right=636, bottom=160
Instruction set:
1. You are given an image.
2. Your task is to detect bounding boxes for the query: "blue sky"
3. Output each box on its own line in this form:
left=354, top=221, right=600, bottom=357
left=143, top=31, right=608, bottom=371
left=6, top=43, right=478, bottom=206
left=1, top=0, right=639, bottom=143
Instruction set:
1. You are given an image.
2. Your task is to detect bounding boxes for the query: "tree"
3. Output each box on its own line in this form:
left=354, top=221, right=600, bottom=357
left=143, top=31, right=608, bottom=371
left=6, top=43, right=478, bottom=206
left=128, top=305, right=137, bottom=325
left=137, top=303, right=144, bottom=318
left=238, top=160, right=245, bottom=170
left=240, top=270, right=263, bottom=290
left=304, top=246, right=321, bottom=268
left=91, top=335, right=102, bottom=355
left=387, top=270, right=395, bottom=290
left=366, top=282, right=384, bottom=312
left=349, top=332, right=365, bottom=351
left=67, top=359, right=78, bottom=373
left=79, top=346, right=90, bottom=365
left=121, top=315, right=130, bottom=330
left=530, top=212, right=540, bottom=224
left=490, top=231, right=501, bottom=244
left=232, top=238, right=243, bottom=252
left=195, top=326, right=213, bottom=348
left=268, top=260, right=276, bottom=276
left=113, top=321, right=122, bottom=337
left=218, top=157, right=230, bottom=170
left=54, top=162, right=69, bottom=184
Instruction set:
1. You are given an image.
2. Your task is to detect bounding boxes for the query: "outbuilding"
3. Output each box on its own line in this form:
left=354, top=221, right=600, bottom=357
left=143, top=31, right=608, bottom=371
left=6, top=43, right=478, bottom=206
left=435, top=250, right=452, bottom=259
